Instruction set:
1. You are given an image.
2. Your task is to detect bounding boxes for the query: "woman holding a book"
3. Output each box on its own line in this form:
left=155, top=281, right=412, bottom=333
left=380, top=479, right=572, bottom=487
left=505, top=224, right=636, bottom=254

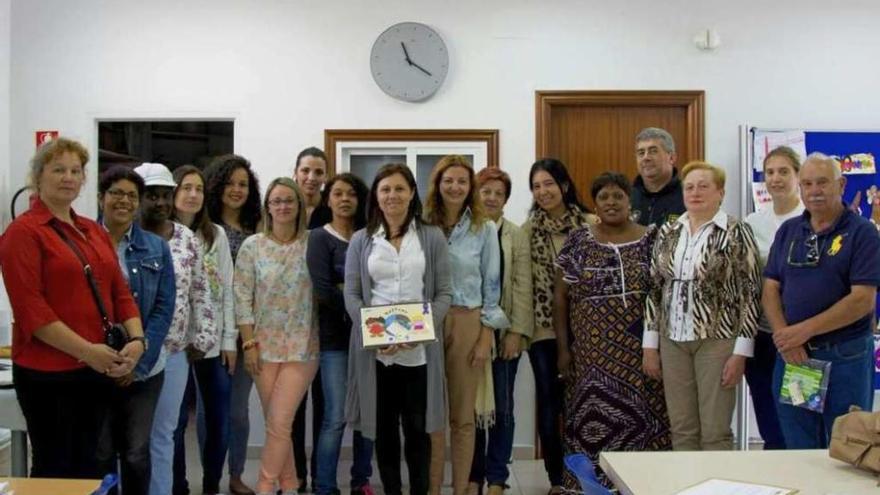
left=344, top=163, right=452, bottom=495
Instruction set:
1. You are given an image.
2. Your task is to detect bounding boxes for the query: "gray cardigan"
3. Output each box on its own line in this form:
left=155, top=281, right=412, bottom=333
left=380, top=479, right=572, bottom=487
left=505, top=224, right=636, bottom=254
left=343, top=222, right=452, bottom=439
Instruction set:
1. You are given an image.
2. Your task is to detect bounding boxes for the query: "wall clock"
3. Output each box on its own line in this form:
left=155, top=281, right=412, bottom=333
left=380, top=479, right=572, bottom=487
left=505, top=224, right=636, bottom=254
left=370, top=22, right=449, bottom=102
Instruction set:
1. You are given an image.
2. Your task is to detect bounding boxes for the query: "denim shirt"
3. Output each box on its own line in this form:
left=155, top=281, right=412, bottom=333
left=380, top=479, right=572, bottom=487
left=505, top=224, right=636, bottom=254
left=116, top=223, right=176, bottom=380
left=446, top=209, right=510, bottom=330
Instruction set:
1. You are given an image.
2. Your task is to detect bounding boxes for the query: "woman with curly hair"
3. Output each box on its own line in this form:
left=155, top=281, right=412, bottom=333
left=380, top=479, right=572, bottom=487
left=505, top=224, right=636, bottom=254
left=203, top=154, right=262, bottom=495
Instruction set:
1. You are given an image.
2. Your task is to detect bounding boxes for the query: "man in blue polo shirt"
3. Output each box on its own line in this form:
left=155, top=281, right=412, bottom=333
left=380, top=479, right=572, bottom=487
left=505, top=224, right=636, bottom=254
left=763, top=152, right=880, bottom=449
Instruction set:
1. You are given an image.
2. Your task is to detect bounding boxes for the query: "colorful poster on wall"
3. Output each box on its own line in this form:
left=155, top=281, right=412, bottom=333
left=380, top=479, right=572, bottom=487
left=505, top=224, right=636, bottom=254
left=360, top=302, right=435, bottom=348
left=753, top=130, right=807, bottom=172
left=874, top=334, right=880, bottom=389
left=835, top=152, right=876, bottom=175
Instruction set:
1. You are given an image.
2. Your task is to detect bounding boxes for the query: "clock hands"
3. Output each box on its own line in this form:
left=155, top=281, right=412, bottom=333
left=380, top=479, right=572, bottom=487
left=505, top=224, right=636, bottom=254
left=400, top=41, right=433, bottom=76
left=400, top=42, right=412, bottom=64
left=409, top=60, right=433, bottom=76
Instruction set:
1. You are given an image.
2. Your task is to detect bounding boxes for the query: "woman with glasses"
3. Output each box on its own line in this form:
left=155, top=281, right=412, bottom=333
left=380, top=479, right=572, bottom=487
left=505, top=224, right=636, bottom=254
left=743, top=147, right=804, bottom=450
left=642, top=161, right=761, bottom=451
left=96, top=166, right=175, bottom=495
left=234, top=178, right=319, bottom=495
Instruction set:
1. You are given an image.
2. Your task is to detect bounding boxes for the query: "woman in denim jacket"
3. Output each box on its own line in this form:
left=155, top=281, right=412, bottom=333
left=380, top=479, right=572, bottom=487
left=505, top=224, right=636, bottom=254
left=96, top=165, right=176, bottom=495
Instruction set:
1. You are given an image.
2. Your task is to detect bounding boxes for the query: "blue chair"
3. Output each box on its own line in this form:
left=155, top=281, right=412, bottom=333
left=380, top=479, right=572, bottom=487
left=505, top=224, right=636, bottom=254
left=564, top=453, right=614, bottom=495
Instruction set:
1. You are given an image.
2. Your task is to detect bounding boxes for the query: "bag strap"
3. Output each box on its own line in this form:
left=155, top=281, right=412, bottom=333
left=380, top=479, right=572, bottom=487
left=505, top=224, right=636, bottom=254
left=49, top=221, right=113, bottom=330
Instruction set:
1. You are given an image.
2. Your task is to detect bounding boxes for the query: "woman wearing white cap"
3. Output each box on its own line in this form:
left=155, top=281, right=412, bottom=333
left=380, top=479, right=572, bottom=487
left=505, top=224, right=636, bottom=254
left=133, top=162, right=218, bottom=495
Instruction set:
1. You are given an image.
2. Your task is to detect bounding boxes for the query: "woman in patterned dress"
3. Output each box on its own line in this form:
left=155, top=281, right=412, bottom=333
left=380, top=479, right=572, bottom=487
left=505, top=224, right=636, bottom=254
left=554, top=172, right=671, bottom=488
left=234, top=177, right=319, bottom=495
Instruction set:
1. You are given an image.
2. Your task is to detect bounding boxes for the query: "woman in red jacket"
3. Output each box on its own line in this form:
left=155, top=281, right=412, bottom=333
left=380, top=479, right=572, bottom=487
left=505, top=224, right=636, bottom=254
left=0, top=137, right=144, bottom=479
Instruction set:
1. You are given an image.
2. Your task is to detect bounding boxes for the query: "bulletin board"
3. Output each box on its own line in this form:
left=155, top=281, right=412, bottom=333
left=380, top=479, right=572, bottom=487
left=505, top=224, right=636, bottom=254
left=741, top=127, right=880, bottom=388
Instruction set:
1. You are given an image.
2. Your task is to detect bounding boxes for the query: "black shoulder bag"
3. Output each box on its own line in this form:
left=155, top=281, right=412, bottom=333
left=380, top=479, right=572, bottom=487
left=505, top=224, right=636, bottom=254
left=50, top=222, right=130, bottom=351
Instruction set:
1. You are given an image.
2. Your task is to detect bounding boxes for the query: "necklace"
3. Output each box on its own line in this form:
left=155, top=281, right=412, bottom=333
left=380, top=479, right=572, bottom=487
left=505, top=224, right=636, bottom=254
left=270, top=231, right=296, bottom=244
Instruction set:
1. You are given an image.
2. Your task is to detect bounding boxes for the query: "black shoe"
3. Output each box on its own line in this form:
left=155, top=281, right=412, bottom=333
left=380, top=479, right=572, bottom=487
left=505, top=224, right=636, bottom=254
left=297, top=481, right=308, bottom=494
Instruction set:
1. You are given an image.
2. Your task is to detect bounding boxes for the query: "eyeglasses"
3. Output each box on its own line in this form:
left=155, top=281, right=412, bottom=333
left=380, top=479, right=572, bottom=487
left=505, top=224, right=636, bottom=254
left=786, top=233, right=823, bottom=267
left=268, top=198, right=296, bottom=207
left=105, top=189, right=139, bottom=202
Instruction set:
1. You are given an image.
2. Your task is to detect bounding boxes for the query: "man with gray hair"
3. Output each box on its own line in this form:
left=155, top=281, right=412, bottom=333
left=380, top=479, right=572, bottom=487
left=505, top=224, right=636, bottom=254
left=630, top=127, right=686, bottom=226
left=763, top=152, right=880, bottom=448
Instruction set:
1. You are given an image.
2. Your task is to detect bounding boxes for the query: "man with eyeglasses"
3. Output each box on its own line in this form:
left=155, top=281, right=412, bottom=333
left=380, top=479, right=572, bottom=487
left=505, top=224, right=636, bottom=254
left=762, top=152, right=880, bottom=449
left=630, top=127, right=686, bottom=227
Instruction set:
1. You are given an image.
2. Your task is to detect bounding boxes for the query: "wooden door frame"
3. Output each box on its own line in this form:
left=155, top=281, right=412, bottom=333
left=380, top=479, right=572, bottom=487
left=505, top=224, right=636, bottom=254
left=535, top=90, right=705, bottom=159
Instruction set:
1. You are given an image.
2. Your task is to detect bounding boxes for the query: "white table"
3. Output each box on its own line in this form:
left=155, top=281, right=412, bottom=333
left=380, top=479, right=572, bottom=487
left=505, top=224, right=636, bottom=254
left=0, top=359, right=28, bottom=476
left=600, top=449, right=879, bottom=495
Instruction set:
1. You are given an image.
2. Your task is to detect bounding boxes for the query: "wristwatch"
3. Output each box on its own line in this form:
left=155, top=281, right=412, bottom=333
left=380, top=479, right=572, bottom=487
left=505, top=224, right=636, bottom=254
left=129, top=336, right=148, bottom=351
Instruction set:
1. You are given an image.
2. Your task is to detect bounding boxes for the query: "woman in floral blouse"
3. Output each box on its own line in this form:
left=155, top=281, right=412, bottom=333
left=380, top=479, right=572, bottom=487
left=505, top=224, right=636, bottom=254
left=171, top=165, right=237, bottom=495
left=132, top=162, right=217, bottom=495
left=234, top=177, right=319, bottom=495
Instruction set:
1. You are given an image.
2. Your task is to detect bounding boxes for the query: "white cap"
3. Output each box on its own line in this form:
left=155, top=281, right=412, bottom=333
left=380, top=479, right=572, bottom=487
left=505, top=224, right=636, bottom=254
left=134, top=162, right=176, bottom=188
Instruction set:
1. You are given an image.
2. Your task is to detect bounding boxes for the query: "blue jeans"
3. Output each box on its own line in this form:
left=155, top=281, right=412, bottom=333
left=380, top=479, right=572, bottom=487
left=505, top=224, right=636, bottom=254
left=149, top=350, right=190, bottom=495
left=97, top=371, right=165, bottom=495
left=744, top=331, right=786, bottom=450
left=172, top=356, right=231, bottom=494
left=772, top=332, right=875, bottom=449
left=315, top=351, right=373, bottom=495
left=471, top=349, right=520, bottom=486
left=227, top=348, right=254, bottom=478
left=528, top=339, right=564, bottom=486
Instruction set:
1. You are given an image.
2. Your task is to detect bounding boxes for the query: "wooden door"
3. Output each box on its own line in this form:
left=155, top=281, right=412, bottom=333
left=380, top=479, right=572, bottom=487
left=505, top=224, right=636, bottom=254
left=536, top=91, right=704, bottom=209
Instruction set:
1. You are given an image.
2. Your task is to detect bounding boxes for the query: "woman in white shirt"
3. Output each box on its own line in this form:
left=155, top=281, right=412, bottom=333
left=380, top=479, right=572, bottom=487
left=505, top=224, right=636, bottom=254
left=743, top=146, right=804, bottom=450
left=344, top=163, right=452, bottom=495
left=170, top=165, right=237, bottom=495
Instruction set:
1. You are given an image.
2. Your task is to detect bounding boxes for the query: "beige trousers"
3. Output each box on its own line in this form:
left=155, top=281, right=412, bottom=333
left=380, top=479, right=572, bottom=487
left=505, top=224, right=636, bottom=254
left=659, top=336, right=737, bottom=451
left=429, top=307, right=484, bottom=495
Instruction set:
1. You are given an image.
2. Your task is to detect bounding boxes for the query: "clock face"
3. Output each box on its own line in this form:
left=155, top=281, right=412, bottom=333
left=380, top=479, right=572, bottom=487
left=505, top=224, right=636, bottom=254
left=370, top=22, right=449, bottom=102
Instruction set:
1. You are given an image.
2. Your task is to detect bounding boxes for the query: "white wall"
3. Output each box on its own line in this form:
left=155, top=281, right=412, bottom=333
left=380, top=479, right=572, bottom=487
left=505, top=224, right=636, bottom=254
left=7, top=0, right=880, bottom=450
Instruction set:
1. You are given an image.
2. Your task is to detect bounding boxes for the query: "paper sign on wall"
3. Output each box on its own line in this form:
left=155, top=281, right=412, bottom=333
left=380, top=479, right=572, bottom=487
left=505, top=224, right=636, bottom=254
left=35, top=130, right=59, bottom=148
left=753, top=130, right=807, bottom=172
left=752, top=182, right=772, bottom=211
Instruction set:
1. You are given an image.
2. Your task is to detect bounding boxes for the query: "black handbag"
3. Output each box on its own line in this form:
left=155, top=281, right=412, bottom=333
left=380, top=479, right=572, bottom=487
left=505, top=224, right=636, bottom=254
left=50, top=221, right=130, bottom=351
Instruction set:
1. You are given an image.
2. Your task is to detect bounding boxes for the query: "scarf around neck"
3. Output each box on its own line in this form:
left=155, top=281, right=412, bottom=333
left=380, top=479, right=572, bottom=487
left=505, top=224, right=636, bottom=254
left=530, top=205, right=592, bottom=330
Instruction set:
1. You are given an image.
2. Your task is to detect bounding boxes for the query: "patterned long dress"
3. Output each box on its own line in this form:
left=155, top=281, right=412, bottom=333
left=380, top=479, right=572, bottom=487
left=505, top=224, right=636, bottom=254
left=556, top=226, right=671, bottom=489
